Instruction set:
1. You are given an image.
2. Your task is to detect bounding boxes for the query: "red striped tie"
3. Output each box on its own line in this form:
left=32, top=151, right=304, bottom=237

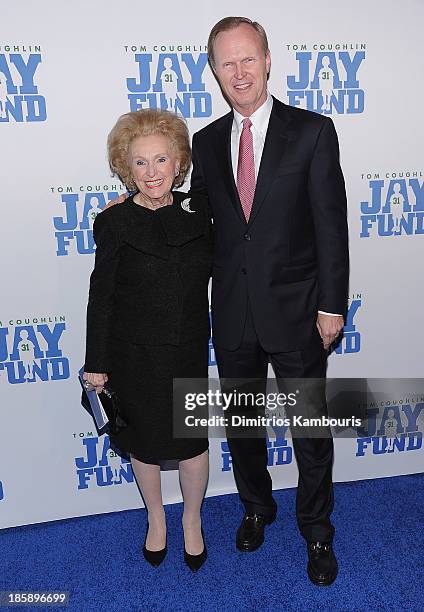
left=237, top=118, right=255, bottom=221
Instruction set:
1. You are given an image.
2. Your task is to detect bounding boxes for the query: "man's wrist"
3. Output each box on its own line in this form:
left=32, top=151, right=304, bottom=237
left=318, top=310, right=342, bottom=316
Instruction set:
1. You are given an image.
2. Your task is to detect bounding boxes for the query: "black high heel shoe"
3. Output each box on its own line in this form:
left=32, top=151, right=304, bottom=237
left=184, top=528, right=207, bottom=572
left=142, top=526, right=167, bottom=567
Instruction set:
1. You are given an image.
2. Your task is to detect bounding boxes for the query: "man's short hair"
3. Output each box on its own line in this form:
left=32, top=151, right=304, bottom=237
left=207, top=16, right=269, bottom=69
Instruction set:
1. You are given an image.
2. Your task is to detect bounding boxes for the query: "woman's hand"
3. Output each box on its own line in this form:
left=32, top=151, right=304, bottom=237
left=83, top=372, right=108, bottom=394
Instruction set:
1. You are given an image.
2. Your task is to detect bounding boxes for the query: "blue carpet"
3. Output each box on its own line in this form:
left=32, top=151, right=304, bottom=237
left=1, top=474, right=424, bottom=612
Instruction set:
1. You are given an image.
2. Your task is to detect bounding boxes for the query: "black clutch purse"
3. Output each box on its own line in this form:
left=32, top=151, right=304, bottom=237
left=79, top=371, right=128, bottom=436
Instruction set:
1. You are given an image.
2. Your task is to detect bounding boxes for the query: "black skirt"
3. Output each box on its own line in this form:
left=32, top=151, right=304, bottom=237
left=108, top=337, right=209, bottom=463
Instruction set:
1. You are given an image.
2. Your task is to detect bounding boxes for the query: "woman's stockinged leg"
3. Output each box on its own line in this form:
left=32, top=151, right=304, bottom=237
left=131, top=455, right=166, bottom=551
left=179, top=450, right=209, bottom=555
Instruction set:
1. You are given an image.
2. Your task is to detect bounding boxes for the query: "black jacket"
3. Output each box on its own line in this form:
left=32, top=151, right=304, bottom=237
left=84, top=191, right=212, bottom=372
left=191, top=97, right=349, bottom=352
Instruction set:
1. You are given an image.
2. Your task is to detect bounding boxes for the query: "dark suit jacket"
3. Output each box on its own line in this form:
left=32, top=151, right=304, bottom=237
left=191, top=96, right=349, bottom=353
left=84, top=191, right=212, bottom=373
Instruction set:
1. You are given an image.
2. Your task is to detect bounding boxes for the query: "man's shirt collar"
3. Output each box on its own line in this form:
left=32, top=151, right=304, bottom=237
left=233, top=93, right=273, bottom=135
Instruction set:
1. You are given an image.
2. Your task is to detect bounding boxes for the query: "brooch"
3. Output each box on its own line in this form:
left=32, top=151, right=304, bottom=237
left=181, top=198, right=196, bottom=213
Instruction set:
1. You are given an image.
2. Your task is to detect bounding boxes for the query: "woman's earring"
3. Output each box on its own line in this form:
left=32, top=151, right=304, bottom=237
left=175, top=168, right=180, bottom=177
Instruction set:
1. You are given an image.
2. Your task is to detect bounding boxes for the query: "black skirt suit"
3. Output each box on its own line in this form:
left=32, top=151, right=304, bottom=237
left=84, top=191, right=212, bottom=462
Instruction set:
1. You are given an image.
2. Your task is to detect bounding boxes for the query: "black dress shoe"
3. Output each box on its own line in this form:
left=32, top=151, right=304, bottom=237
left=184, top=529, right=207, bottom=572
left=142, top=544, right=167, bottom=567
left=307, top=541, right=338, bottom=586
left=142, top=526, right=167, bottom=567
left=236, top=513, right=275, bottom=552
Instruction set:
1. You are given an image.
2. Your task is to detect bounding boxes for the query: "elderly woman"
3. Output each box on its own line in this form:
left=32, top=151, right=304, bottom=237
left=83, top=109, right=211, bottom=571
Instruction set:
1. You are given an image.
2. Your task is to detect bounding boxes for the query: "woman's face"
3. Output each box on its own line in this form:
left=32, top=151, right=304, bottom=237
left=128, top=133, right=180, bottom=200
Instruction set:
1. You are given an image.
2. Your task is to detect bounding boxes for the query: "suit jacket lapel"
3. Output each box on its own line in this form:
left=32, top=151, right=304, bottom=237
left=215, top=112, right=246, bottom=224
left=248, top=99, right=293, bottom=226
left=213, top=99, right=294, bottom=226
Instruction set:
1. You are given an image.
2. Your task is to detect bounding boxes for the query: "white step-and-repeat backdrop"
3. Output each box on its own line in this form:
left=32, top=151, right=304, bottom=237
left=1, top=0, right=423, bottom=529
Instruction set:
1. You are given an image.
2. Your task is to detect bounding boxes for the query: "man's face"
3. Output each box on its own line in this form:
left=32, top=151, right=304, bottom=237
left=212, top=23, right=270, bottom=116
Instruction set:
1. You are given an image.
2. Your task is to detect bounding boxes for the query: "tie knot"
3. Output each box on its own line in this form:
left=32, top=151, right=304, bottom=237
left=242, top=118, right=252, bottom=130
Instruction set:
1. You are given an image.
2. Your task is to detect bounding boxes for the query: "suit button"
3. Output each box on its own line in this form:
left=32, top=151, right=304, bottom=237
left=241, top=268, right=247, bottom=275
left=244, top=233, right=251, bottom=241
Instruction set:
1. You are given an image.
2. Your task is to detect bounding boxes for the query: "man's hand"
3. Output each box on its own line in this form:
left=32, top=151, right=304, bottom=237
left=316, top=313, right=344, bottom=350
left=103, top=193, right=127, bottom=211
left=83, top=372, right=108, bottom=394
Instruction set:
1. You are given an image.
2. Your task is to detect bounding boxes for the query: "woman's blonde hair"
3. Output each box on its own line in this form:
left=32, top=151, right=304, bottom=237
left=107, top=109, right=191, bottom=190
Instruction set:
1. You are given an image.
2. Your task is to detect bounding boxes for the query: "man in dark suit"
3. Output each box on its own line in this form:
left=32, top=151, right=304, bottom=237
left=191, top=17, right=349, bottom=586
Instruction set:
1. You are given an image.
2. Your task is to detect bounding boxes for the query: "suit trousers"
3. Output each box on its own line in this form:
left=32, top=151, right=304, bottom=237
left=214, top=303, right=335, bottom=543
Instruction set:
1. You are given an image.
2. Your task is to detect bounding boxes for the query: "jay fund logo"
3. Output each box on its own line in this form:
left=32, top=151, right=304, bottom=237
left=333, top=296, right=362, bottom=356
left=51, top=185, right=122, bottom=256
left=74, top=434, right=134, bottom=490
left=0, top=316, right=69, bottom=384
left=360, top=171, right=424, bottom=238
left=0, top=46, right=46, bottom=122
left=285, top=43, right=366, bottom=114
left=124, top=44, right=212, bottom=118
left=356, top=399, right=424, bottom=457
